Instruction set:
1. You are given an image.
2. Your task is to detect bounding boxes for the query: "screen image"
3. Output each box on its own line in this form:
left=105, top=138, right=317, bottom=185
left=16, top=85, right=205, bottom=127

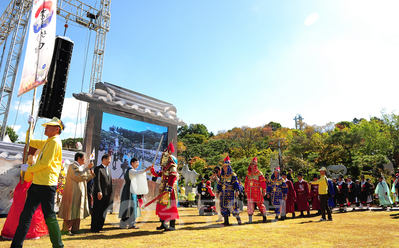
left=98, top=112, right=168, bottom=179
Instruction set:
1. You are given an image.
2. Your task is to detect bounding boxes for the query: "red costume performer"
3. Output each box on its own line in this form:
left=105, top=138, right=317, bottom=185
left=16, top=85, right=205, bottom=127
left=150, top=142, right=179, bottom=231
left=309, top=174, right=321, bottom=211
left=284, top=176, right=297, bottom=216
left=244, top=157, right=267, bottom=223
left=294, top=172, right=310, bottom=216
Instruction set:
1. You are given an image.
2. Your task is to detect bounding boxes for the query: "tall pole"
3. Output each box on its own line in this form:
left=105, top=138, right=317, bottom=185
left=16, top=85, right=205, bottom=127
left=272, top=138, right=286, bottom=172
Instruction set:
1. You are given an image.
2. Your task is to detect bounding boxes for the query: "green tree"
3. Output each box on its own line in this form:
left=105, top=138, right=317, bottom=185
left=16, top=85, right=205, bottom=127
left=1, top=126, right=19, bottom=143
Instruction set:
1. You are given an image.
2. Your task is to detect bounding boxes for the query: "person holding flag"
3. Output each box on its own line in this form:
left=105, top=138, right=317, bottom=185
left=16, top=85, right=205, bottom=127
left=11, top=117, right=65, bottom=248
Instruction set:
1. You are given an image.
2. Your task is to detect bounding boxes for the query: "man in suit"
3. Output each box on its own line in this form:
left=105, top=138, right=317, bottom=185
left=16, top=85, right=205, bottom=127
left=91, top=154, right=113, bottom=233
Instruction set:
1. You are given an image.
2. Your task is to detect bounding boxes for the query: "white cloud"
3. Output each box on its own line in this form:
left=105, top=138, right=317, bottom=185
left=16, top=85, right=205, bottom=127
left=61, top=121, right=86, bottom=139
left=9, top=125, right=21, bottom=133
left=60, top=97, right=87, bottom=121
left=304, top=13, right=319, bottom=26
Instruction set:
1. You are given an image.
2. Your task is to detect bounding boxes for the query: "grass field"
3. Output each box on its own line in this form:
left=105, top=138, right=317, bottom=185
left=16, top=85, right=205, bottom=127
left=1, top=207, right=398, bottom=248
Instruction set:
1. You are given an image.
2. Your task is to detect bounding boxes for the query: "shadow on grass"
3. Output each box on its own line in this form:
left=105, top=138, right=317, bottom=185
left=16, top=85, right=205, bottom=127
left=65, top=229, right=165, bottom=240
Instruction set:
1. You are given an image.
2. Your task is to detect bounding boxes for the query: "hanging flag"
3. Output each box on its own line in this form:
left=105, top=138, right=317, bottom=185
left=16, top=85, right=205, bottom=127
left=90, top=148, right=95, bottom=161
left=18, top=0, right=57, bottom=96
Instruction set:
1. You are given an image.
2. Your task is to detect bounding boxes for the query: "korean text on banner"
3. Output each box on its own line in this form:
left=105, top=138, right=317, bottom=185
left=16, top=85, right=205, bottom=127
left=17, top=0, right=57, bottom=97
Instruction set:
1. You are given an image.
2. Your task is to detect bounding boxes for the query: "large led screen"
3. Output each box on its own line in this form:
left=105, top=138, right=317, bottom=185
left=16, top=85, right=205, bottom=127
left=98, top=112, right=168, bottom=179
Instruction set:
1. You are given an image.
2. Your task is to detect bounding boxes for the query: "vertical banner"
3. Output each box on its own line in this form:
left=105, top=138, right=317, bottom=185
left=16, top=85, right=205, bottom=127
left=18, top=0, right=57, bottom=96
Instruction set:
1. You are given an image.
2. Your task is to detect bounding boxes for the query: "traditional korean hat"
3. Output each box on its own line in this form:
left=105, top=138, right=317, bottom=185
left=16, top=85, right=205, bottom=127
left=338, top=175, right=344, bottom=179
left=313, top=173, right=319, bottom=179
left=250, top=157, right=257, bottom=165
left=319, top=167, right=327, bottom=172
left=274, top=167, right=280, bottom=172
left=166, top=142, right=175, bottom=153
left=297, top=172, right=303, bottom=177
left=361, top=174, right=365, bottom=179
left=281, top=171, right=287, bottom=176
left=223, top=156, right=231, bottom=164
left=347, top=175, right=352, bottom=179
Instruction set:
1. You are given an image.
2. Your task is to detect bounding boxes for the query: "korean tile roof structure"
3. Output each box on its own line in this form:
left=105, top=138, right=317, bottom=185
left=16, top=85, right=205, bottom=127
left=73, top=82, right=186, bottom=126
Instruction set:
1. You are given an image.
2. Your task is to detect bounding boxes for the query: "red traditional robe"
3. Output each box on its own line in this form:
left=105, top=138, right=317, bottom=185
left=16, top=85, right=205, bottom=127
left=245, top=172, right=267, bottom=203
left=294, top=180, right=310, bottom=211
left=285, top=179, right=296, bottom=213
left=309, top=184, right=321, bottom=210
left=150, top=163, right=179, bottom=221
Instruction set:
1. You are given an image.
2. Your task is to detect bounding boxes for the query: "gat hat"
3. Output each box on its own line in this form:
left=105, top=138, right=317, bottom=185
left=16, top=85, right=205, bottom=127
left=338, top=175, right=344, bottom=179
left=313, top=173, right=319, bottom=179
left=297, top=172, right=303, bottom=177
left=361, top=174, right=365, bottom=179
left=41, top=117, right=64, bottom=130
left=281, top=171, right=287, bottom=176
left=347, top=175, right=352, bottom=179
left=319, top=167, right=327, bottom=172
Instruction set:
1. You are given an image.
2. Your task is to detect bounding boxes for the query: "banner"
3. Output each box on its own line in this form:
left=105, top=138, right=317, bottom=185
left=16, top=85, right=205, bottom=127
left=18, top=0, right=57, bottom=96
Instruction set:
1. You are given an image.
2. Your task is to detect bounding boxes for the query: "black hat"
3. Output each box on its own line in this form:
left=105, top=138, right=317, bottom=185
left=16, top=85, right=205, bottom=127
left=313, top=173, right=319, bottom=179
left=202, top=178, right=205, bottom=180
left=338, top=175, right=344, bottom=179
left=361, top=174, right=365, bottom=179
left=282, top=171, right=287, bottom=176
left=298, top=172, right=303, bottom=176
left=347, top=175, right=352, bottom=179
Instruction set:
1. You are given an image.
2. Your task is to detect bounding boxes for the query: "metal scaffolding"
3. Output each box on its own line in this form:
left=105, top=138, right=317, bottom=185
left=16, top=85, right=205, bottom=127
left=0, top=0, right=111, bottom=140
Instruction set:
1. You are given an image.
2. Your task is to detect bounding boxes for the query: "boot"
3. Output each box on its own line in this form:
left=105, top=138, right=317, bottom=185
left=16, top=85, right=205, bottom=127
left=166, top=220, right=176, bottom=231
left=280, top=215, right=286, bottom=221
left=299, top=211, right=304, bottom=217
left=273, top=215, right=278, bottom=222
left=263, top=215, right=267, bottom=223
left=292, top=212, right=295, bottom=218
left=307, top=211, right=310, bottom=217
left=156, top=220, right=167, bottom=230
left=222, top=216, right=230, bottom=226
left=236, top=216, right=242, bottom=225
left=247, top=215, right=253, bottom=224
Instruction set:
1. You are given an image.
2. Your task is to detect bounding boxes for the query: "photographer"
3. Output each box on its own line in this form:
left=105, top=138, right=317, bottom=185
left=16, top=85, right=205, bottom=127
left=210, top=166, right=222, bottom=222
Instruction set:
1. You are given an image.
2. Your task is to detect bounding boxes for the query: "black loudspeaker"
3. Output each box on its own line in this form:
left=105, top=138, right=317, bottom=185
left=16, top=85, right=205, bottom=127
left=38, top=36, right=73, bottom=119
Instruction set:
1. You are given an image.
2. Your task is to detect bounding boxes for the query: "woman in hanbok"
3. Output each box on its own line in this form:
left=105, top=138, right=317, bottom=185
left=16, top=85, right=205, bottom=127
left=375, top=176, right=393, bottom=209
left=1, top=150, right=49, bottom=240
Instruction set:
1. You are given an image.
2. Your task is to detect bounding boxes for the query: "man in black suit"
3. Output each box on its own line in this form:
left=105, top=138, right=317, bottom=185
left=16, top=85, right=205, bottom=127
left=91, top=154, right=113, bottom=232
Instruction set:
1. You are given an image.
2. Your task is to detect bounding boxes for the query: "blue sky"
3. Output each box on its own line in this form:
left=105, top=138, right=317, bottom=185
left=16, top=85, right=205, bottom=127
left=102, top=112, right=168, bottom=134
left=1, top=0, right=398, bottom=142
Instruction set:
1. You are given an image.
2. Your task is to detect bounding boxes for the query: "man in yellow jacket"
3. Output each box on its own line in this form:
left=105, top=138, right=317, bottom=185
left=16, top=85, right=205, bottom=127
left=310, top=167, right=332, bottom=222
left=11, top=117, right=65, bottom=248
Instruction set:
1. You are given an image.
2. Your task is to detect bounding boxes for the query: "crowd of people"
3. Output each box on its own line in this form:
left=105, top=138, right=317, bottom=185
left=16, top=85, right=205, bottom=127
left=1, top=116, right=398, bottom=247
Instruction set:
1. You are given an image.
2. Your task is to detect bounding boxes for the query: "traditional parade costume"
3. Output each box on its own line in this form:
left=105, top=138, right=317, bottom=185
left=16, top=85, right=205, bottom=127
left=336, top=176, right=348, bottom=212
left=267, top=167, right=288, bottom=221
left=282, top=171, right=296, bottom=219
left=150, top=142, right=179, bottom=231
left=244, top=157, right=267, bottom=223
left=217, top=156, right=241, bottom=226
left=309, top=174, right=321, bottom=214
left=294, top=172, right=310, bottom=216
left=327, top=179, right=336, bottom=209
left=391, top=174, right=399, bottom=205
left=375, top=176, right=393, bottom=208
left=359, top=175, right=372, bottom=209
left=346, top=176, right=358, bottom=209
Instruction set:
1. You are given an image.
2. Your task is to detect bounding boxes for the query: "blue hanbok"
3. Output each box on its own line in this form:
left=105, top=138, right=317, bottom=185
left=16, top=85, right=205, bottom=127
left=267, top=170, right=287, bottom=216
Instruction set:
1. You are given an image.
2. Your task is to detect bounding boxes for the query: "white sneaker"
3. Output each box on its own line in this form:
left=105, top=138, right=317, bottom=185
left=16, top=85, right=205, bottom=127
left=318, top=218, right=326, bottom=222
